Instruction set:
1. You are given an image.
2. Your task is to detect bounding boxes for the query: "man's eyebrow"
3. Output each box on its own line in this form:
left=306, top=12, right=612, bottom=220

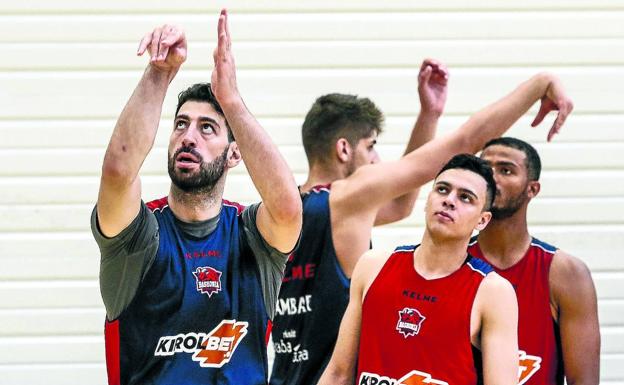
left=174, top=114, right=221, bottom=128
left=197, top=116, right=221, bottom=128
left=493, top=160, right=518, bottom=168
left=458, top=187, right=479, bottom=200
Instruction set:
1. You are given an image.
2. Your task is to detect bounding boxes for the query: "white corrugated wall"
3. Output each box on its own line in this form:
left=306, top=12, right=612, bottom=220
left=0, top=1, right=623, bottom=384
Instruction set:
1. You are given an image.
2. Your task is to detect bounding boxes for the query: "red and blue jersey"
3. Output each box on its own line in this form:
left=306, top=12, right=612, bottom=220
left=469, top=236, right=563, bottom=385
left=270, top=185, right=351, bottom=385
left=357, top=245, right=493, bottom=385
left=104, top=197, right=270, bottom=385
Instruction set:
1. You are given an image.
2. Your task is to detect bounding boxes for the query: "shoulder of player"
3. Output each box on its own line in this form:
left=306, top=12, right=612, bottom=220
left=549, top=249, right=595, bottom=304
left=474, top=272, right=518, bottom=324
left=550, top=249, right=592, bottom=281
left=353, top=249, right=393, bottom=292
left=480, top=272, right=513, bottom=293
left=478, top=272, right=516, bottom=303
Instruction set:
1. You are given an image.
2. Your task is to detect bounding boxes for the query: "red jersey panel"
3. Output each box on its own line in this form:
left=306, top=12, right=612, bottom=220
left=357, top=245, right=494, bottom=385
left=468, top=237, right=563, bottom=385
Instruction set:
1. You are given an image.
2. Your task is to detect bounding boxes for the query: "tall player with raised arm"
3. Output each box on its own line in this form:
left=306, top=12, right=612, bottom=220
left=91, top=10, right=301, bottom=385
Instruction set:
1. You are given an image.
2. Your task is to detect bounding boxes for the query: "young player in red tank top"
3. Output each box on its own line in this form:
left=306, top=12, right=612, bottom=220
left=318, top=155, right=519, bottom=385
left=470, top=137, right=600, bottom=385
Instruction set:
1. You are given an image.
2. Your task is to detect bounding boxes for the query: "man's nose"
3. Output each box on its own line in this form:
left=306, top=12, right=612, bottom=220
left=181, top=126, right=198, bottom=148
left=442, top=194, right=456, bottom=210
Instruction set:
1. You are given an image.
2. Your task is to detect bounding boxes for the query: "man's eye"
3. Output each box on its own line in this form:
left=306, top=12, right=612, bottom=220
left=460, top=194, right=472, bottom=203
left=201, top=124, right=215, bottom=134
left=437, top=186, right=448, bottom=193
left=175, top=121, right=187, bottom=130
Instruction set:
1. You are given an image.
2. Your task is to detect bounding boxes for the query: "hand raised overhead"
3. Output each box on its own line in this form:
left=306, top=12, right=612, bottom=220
left=211, top=9, right=240, bottom=106
left=137, top=24, right=187, bottom=74
left=530, top=74, right=574, bottom=141
left=418, top=58, right=449, bottom=116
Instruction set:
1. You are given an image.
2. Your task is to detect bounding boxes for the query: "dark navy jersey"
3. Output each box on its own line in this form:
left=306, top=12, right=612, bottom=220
left=104, top=198, right=271, bottom=385
left=269, top=185, right=350, bottom=385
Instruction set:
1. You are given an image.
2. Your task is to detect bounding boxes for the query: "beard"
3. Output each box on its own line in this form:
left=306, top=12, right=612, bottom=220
left=490, top=190, right=527, bottom=220
left=168, top=145, right=229, bottom=193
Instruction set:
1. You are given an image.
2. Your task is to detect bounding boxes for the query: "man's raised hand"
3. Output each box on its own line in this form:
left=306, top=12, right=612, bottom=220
left=418, top=58, right=449, bottom=117
left=530, top=74, right=574, bottom=142
left=211, top=9, right=240, bottom=107
left=137, top=24, right=187, bottom=74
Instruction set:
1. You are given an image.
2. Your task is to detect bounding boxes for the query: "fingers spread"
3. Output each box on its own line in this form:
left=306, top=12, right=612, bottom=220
left=137, top=32, right=153, bottom=55
left=159, top=27, right=185, bottom=60
left=149, top=27, right=163, bottom=61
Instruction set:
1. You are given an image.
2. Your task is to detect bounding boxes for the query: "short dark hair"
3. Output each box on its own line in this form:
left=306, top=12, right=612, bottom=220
left=301, top=93, right=384, bottom=166
left=176, top=83, right=234, bottom=142
left=436, top=154, right=496, bottom=210
left=482, top=137, right=541, bottom=181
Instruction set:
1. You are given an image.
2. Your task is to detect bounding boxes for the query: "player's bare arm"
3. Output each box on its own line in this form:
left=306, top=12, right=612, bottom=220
left=210, top=10, right=302, bottom=252
left=374, top=59, right=449, bottom=226
left=550, top=250, right=600, bottom=385
left=330, top=59, right=448, bottom=277
left=472, top=273, right=519, bottom=385
left=330, top=72, right=573, bottom=276
left=317, top=249, right=390, bottom=385
left=97, top=25, right=187, bottom=237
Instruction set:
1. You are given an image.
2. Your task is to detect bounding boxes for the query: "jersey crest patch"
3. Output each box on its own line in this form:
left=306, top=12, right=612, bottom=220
left=518, top=350, right=542, bottom=385
left=396, top=307, right=426, bottom=338
left=193, top=266, right=222, bottom=297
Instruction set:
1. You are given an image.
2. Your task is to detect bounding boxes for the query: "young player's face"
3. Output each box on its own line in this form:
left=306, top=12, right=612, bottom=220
left=425, top=168, right=491, bottom=240
left=347, top=132, right=380, bottom=175
left=480, top=145, right=532, bottom=219
left=167, top=101, right=235, bottom=192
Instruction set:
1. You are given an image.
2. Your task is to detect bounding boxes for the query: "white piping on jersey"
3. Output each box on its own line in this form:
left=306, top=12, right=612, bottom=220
left=469, top=237, right=555, bottom=255
left=466, top=261, right=488, bottom=277
left=150, top=204, right=169, bottom=213
left=222, top=202, right=245, bottom=216
left=529, top=241, right=556, bottom=255
left=310, top=186, right=330, bottom=194
left=151, top=202, right=243, bottom=215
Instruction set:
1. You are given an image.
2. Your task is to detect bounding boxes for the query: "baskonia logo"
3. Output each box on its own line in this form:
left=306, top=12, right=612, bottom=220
left=193, top=266, right=222, bottom=297
left=154, top=320, right=248, bottom=368
left=396, top=307, right=426, bottom=338
left=359, top=370, right=448, bottom=385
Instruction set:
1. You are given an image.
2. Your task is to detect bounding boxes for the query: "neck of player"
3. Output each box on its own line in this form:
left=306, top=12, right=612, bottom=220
left=167, top=178, right=225, bottom=222
left=414, top=231, right=472, bottom=280
left=299, top=163, right=346, bottom=193
left=474, top=206, right=532, bottom=269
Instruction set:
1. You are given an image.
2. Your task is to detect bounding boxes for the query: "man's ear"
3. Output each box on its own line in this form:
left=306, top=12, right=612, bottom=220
left=335, top=138, right=352, bottom=164
left=527, top=180, right=541, bottom=199
left=475, top=211, right=492, bottom=232
left=226, top=142, right=242, bottom=168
